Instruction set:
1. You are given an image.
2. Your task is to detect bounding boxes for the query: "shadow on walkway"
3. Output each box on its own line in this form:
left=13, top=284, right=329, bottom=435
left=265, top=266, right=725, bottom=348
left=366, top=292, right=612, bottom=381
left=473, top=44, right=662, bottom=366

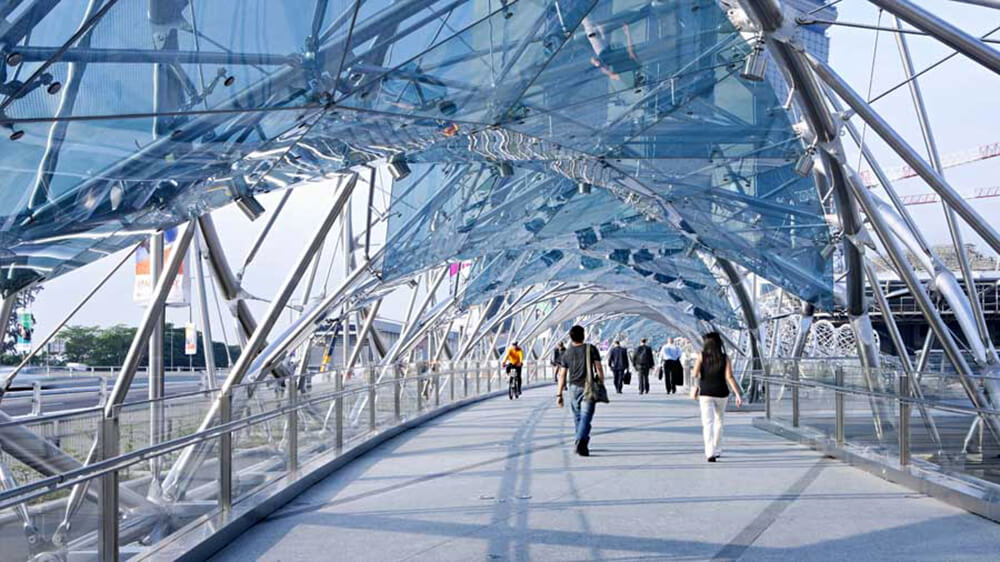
left=210, top=389, right=1000, bottom=561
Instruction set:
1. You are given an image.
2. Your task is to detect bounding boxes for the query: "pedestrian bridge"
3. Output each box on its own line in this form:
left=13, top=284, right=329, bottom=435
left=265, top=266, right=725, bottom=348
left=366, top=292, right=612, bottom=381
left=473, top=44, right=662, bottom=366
left=4, top=0, right=1000, bottom=560
left=6, top=361, right=1000, bottom=560
left=191, top=384, right=1000, bottom=561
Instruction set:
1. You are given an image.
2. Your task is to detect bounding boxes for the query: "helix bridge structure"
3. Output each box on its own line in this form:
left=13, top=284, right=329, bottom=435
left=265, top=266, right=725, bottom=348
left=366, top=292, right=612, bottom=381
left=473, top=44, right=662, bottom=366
left=0, top=0, right=999, bottom=559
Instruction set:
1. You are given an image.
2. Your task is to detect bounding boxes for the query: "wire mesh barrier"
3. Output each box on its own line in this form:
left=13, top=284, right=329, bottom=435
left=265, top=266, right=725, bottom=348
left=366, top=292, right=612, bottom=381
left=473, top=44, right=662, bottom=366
left=0, top=361, right=555, bottom=561
left=754, top=358, right=1000, bottom=519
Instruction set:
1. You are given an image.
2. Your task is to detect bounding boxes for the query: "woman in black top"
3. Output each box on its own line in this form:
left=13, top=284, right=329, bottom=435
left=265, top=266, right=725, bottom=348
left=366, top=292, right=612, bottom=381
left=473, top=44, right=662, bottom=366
left=691, top=332, right=742, bottom=462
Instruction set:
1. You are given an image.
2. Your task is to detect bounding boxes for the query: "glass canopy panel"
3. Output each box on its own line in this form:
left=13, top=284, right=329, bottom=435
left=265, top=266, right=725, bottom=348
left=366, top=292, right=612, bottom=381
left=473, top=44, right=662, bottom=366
left=595, top=315, right=683, bottom=349
left=1, top=0, right=833, bottom=316
left=380, top=160, right=741, bottom=331
left=337, top=0, right=596, bottom=127
left=3, top=0, right=351, bottom=123
left=0, top=104, right=336, bottom=293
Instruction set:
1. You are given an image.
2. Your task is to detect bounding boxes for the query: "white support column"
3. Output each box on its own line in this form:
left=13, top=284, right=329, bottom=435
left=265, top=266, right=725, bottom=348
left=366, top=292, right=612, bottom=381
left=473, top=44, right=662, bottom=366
left=865, top=261, right=943, bottom=447
left=346, top=299, right=382, bottom=371
left=193, top=229, right=218, bottom=389
left=106, top=222, right=195, bottom=413
left=893, top=21, right=994, bottom=354
left=52, top=221, right=195, bottom=542
left=806, top=52, right=1000, bottom=255
left=148, top=231, right=165, bottom=484
left=162, top=174, right=358, bottom=500
left=843, top=163, right=1000, bottom=441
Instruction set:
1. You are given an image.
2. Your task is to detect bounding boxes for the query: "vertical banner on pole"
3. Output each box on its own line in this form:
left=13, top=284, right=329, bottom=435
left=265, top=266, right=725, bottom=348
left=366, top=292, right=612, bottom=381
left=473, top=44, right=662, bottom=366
left=15, top=308, right=34, bottom=354
left=184, top=323, right=198, bottom=356
left=134, top=227, right=190, bottom=305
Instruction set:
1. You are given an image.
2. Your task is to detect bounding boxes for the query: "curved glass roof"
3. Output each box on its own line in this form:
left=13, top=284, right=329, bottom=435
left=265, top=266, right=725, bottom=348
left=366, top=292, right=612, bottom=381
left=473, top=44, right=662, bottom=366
left=0, top=0, right=834, bottom=332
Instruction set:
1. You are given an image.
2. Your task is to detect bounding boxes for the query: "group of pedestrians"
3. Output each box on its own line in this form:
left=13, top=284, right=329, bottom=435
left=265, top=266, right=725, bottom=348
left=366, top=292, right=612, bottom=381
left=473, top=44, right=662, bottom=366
left=604, top=338, right=685, bottom=395
left=553, top=326, right=743, bottom=461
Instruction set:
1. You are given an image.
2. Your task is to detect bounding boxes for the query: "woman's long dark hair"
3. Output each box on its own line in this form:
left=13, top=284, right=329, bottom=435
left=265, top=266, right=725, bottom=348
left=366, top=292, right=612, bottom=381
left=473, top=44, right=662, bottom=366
left=701, top=332, right=726, bottom=375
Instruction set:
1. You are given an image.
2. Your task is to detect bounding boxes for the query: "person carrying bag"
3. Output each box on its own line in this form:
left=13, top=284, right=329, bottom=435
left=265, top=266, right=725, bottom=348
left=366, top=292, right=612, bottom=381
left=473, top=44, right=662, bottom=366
left=633, top=338, right=655, bottom=395
left=607, top=341, right=629, bottom=394
left=556, top=325, right=607, bottom=456
left=584, top=342, right=610, bottom=404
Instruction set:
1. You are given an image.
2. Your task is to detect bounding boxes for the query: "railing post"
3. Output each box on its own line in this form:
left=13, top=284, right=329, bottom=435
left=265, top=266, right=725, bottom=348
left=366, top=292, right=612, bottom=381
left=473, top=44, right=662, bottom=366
left=435, top=368, right=441, bottom=407
left=899, top=372, right=910, bottom=466
left=98, top=414, right=120, bottom=562
left=219, top=392, right=232, bottom=514
left=487, top=363, right=492, bottom=392
left=335, top=371, right=344, bottom=452
left=835, top=366, right=845, bottom=447
left=463, top=360, right=469, bottom=397
left=416, top=366, right=423, bottom=412
left=476, top=361, right=481, bottom=395
left=449, top=363, right=455, bottom=402
left=791, top=365, right=800, bottom=428
left=368, top=366, right=376, bottom=432
left=288, top=374, right=299, bottom=475
left=394, top=366, right=402, bottom=421
left=31, top=381, right=41, bottom=416
left=764, top=370, right=772, bottom=420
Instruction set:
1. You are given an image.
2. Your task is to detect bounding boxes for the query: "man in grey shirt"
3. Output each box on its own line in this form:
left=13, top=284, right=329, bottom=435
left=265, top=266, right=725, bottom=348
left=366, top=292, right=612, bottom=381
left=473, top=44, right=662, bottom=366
left=556, top=325, right=604, bottom=456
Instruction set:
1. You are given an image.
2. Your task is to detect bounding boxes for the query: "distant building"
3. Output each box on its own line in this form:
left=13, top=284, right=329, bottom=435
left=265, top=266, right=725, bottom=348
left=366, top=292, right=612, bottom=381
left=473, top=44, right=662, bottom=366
left=46, top=336, right=66, bottom=358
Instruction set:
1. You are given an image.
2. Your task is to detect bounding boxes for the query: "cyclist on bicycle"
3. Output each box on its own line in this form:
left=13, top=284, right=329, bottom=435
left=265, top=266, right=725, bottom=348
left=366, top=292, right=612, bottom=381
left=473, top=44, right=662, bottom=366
left=503, top=342, right=524, bottom=397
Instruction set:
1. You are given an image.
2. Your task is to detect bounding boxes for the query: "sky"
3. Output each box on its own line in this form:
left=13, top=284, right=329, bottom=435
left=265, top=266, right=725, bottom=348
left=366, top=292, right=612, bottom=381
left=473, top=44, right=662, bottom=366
left=827, top=0, right=1000, bottom=248
left=23, top=0, right=1000, bottom=346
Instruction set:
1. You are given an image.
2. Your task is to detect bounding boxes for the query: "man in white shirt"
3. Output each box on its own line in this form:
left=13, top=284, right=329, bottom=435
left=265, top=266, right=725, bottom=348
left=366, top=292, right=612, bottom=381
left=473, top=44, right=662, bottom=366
left=658, top=338, right=683, bottom=394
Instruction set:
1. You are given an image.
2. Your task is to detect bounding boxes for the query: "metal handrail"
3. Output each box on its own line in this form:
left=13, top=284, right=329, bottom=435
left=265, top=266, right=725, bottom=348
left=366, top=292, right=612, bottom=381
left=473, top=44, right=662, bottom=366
left=0, top=384, right=368, bottom=510
left=755, top=370, right=1000, bottom=418
left=0, top=361, right=548, bottom=532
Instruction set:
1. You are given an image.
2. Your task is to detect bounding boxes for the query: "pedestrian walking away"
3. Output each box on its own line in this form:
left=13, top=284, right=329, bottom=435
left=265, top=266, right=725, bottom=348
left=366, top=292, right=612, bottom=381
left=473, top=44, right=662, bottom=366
left=658, top=338, right=683, bottom=395
left=608, top=340, right=629, bottom=394
left=691, top=332, right=743, bottom=462
left=551, top=342, right=566, bottom=381
left=556, top=325, right=605, bottom=456
left=632, top=338, right=654, bottom=395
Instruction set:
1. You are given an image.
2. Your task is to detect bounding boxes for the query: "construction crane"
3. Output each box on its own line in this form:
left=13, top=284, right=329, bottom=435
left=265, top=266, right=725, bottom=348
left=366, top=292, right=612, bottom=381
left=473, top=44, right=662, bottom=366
left=859, top=141, right=1000, bottom=206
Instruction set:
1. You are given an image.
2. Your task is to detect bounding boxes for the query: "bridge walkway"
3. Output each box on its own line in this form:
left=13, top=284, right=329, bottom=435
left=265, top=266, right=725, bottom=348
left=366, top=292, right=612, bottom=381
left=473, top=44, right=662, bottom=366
left=210, top=387, right=1000, bottom=561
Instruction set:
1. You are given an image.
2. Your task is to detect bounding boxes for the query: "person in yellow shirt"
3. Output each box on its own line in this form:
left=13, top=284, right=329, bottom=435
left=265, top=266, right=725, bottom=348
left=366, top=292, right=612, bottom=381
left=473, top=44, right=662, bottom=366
left=503, top=342, right=525, bottom=398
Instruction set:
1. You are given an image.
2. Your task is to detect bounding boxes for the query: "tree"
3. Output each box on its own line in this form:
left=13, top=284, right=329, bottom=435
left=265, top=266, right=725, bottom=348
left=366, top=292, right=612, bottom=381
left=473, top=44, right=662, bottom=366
left=61, top=325, right=101, bottom=364
left=92, top=325, right=140, bottom=367
left=58, top=324, right=238, bottom=368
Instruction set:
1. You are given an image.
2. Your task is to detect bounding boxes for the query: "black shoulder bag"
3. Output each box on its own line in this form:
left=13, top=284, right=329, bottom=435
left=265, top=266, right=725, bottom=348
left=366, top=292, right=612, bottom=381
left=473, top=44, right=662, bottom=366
left=584, top=344, right=610, bottom=404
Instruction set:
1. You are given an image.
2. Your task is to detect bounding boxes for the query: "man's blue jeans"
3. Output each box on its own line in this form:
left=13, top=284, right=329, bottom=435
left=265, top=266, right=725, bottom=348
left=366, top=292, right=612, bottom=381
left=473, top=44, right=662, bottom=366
left=569, top=384, right=595, bottom=443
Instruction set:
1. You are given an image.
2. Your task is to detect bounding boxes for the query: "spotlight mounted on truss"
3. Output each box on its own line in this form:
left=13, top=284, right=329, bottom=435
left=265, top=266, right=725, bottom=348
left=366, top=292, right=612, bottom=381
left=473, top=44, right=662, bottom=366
left=740, top=34, right=767, bottom=82
left=494, top=161, right=514, bottom=177
left=794, top=144, right=817, bottom=178
left=109, top=182, right=124, bottom=211
left=577, top=181, right=593, bottom=195
left=385, top=154, right=411, bottom=181
left=234, top=193, right=266, bottom=221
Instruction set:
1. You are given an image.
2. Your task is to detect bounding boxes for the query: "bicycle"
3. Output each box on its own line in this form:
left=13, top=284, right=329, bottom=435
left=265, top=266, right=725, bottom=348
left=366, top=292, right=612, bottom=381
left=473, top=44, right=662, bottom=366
left=505, top=364, right=521, bottom=400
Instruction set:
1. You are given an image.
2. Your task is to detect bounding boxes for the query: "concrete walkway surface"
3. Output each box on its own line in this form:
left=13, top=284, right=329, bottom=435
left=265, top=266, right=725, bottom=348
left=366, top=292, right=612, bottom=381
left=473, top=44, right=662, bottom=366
left=210, top=387, right=1000, bottom=561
